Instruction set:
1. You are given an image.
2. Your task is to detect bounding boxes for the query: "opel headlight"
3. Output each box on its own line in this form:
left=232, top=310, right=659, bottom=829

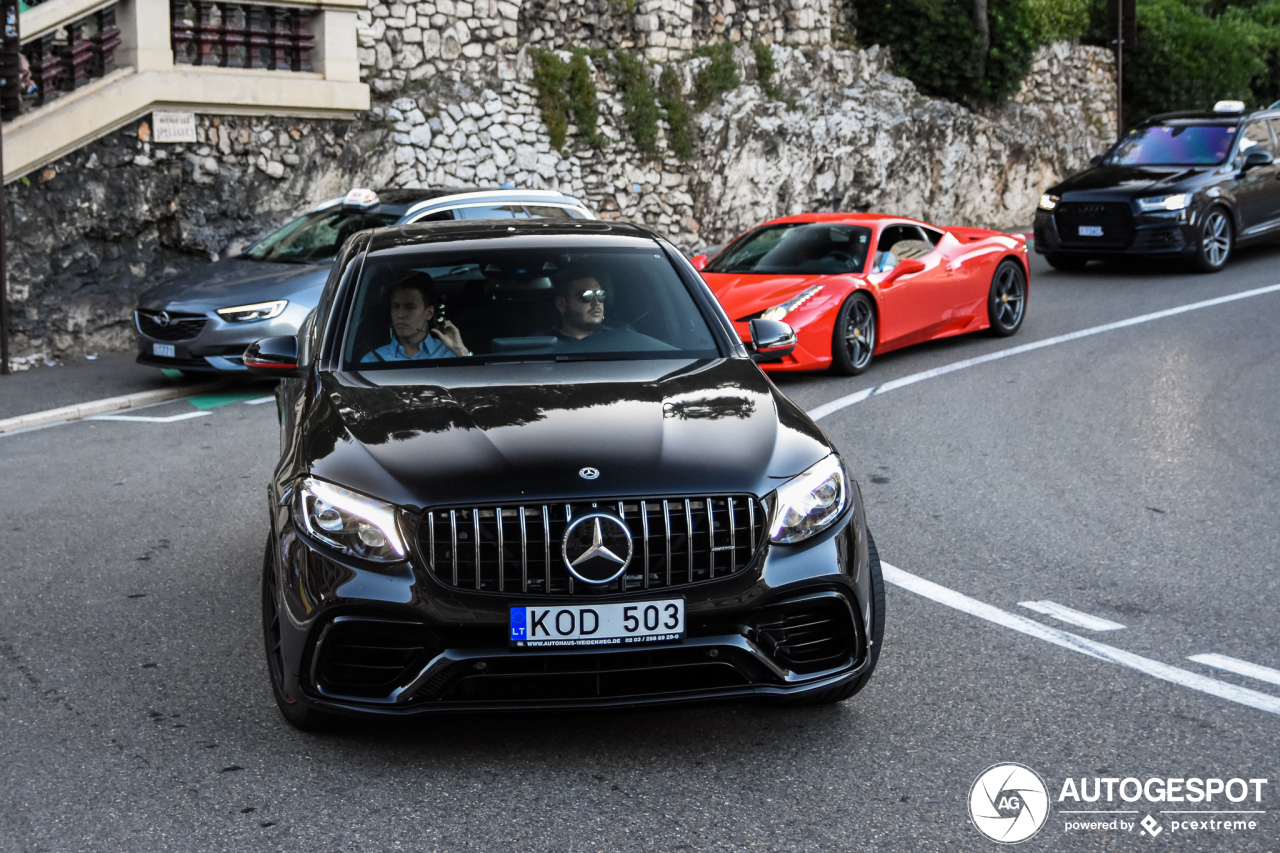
left=1136, top=194, right=1189, bottom=212
left=769, top=454, right=849, bottom=544
left=297, top=477, right=407, bottom=562
left=1038, top=194, right=1060, bottom=211
left=760, top=285, right=824, bottom=323
left=217, top=300, right=288, bottom=322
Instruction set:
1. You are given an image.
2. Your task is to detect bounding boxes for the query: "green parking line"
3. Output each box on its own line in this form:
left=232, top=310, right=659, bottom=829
left=188, top=390, right=268, bottom=410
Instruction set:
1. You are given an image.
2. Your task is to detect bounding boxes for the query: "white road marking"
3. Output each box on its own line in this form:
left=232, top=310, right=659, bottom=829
left=243, top=396, right=276, bottom=405
left=1188, top=653, right=1280, bottom=688
left=1018, top=600, right=1125, bottom=631
left=882, top=562, right=1280, bottom=717
left=807, top=282, right=1280, bottom=421
left=88, top=411, right=212, bottom=423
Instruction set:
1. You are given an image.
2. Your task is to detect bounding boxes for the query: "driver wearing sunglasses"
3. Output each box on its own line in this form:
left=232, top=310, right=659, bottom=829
left=548, top=275, right=609, bottom=340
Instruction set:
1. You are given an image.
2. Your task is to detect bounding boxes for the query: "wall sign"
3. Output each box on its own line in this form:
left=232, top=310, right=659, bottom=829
left=152, top=111, right=198, bottom=143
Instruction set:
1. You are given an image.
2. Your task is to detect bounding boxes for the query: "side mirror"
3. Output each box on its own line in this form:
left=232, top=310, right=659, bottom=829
left=880, top=257, right=926, bottom=285
left=748, top=319, right=797, bottom=362
left=244, top=336, right=302, bottom=376
left=1243, top=149, right=1274, bottom=170
left=690, top=254, right=709, bottom=271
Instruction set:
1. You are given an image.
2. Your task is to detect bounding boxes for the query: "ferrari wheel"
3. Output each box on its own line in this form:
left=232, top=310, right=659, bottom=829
left=1194, top=207, right=1232, bottom=273
left=263, top=538, right=338, bottom=732
left=1044, top=253, right=1087, bottom=272
left=830, top=292, right=876, bottom=375
left=987, top=261, right=1026, bottom=337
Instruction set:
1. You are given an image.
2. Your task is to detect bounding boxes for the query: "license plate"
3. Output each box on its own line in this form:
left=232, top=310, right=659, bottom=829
left=1078, top=225, right=1104, bottom=237
left=152, top=343, right=175, bottom=358
left=510, top=599, right=685, bottom=648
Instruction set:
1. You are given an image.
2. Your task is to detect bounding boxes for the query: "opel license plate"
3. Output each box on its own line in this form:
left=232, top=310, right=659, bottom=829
left=510, top=599, right=685, bottom=648
left=152, top=343, right=176, bottom=358
left=1078, top=225, right=1104, bottom=237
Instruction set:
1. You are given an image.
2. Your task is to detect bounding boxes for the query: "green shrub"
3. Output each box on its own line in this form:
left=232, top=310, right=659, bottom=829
left=568, top=52, right=606, bottom=147
left=856, top=0, right=1037, bottom=104
left=658, top=65, right=694, bottom=160
left=752, top=42, right=780, bottom=99
left=693, top=42, right=740, bottom=109
left=1027, top=0, right=1089, bottom=43
left=613, top=51, right=663, bottom=159
left=532, top=50, right=571, bottom=150
left=1122, top=0, right=1265, bottom=123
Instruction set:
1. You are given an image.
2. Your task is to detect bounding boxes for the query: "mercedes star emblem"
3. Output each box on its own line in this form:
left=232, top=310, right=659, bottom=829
left=579, top=467, right=600, bottom=480
left=561, top=512, right=633, bottom=584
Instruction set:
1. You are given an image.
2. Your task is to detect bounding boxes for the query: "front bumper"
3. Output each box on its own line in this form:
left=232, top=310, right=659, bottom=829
left=134, top=303, right=312, bottom=372
left=267, top=496, right=875, bottom=716
left=1033, top=203, right=1199, bottom=257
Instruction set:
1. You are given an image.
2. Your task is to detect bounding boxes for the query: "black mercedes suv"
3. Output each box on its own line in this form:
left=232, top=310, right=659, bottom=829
left=1033, top=101, right=1280, bottom=272
left=247, top=220, right=883, bottom=728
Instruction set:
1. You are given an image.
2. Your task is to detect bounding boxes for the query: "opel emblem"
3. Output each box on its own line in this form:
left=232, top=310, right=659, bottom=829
left=561, top=513, right=633, bottom=584
left=156, top=311, right=171, bottom=327
left=579, top=467, right=600, bottom=480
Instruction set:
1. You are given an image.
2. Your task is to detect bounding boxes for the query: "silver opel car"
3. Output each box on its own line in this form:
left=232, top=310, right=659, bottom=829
left=135, top=187, right=597, bottom=373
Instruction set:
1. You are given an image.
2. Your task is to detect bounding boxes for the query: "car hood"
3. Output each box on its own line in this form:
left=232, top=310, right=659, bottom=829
left=138, top=258, right=329, bottom=311
left=1051, top=165, right=1214, bottom=197
left=303, top=358, right=834, bottom=508
left=699, top=272, right=841, bottom=323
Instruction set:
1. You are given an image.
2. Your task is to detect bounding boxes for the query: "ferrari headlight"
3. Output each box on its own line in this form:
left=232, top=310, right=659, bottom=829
left=216, top=300, right=288, bottom=322
left=769, top=454, right=849, bottom=544
left=760, top=285, right=824, bottom=322
left=1038, top=194, right=1060, bottom=211
left=296, top=477, right=406, bottom=562
left=1136, top=193, right=1189, bottom=212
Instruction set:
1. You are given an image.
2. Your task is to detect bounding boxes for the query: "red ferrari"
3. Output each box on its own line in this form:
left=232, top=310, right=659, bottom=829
left=692, top=214, right=1030, bottom=374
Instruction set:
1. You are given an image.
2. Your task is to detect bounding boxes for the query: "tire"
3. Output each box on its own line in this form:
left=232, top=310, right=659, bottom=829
left=829, top=292, right=876, bottom=376
left=1194, top=207, right=1233, bottom=272
left=783, top=531, right=886, bottom=706
left=986, top=260, right=1026, bottom=337
left=262, top=538, right=339, bottom=732
left=1044, top=253, right=1088, bottom=272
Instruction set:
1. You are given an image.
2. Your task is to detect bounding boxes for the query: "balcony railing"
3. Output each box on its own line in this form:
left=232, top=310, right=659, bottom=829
left=171, top=1, right=313, bottom=72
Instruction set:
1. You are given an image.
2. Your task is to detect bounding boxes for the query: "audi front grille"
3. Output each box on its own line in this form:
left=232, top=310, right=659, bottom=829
left=418, top=495, right=768, bottom=595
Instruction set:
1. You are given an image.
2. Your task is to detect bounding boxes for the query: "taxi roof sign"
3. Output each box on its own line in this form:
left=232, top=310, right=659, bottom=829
left=342, top=188, right=380, bottom=209
left=1213, top=100, right=1246, bottom=113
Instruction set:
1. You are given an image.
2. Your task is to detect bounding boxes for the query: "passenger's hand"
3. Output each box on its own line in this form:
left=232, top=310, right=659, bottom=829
left=431, top=321, right=470, bottom=357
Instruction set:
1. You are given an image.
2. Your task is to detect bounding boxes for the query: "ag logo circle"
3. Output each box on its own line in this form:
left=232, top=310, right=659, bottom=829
left=969, top=763, right=1049, bottom=844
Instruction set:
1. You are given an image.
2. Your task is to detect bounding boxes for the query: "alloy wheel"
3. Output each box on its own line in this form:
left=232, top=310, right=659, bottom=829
left=992, top=264, right=1025, bottom=330
left=1202, top=210, right=1231, bottom=268
left=843, top=298, right=875, bottom=370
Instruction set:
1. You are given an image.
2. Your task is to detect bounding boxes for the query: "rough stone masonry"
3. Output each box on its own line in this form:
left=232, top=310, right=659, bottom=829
left=1, top=0, right=1114, bottom=364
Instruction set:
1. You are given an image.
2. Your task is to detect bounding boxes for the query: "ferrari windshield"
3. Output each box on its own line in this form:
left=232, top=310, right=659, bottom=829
left=706, top=223, right=872, bottom=274
left=243, top=208, right=400, bottom=265
left=342, top=244, right=721, bottom=368
left=1107, top=123, right=1237, bottom=166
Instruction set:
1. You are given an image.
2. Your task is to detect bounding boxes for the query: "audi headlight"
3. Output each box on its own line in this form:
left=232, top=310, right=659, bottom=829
left=769, top=454, right=849, bottom=544
left=296, top=477, right=406, bottom=562
left=216, top=300, right=288, bottom=322
left=1136, top=193, right=1189, bottom=212
left=1038, top=194, right=1060, bottom=211
left=760, top=285, right=824, bottom=322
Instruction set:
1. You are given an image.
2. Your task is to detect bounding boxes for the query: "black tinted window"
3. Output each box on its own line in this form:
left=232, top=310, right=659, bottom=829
left=342, top=245, right=721, bottom=368
left=243, top=209, right=400, bottom=264
left=706, top=223, right=871, bottom=274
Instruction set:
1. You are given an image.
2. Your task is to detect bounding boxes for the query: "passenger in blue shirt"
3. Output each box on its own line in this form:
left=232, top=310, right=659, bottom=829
left=363, top=272, right=471, bottom=362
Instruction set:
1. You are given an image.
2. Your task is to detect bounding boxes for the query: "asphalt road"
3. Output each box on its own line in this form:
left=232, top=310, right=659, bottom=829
left=2, top=245, right=1278, bottom=851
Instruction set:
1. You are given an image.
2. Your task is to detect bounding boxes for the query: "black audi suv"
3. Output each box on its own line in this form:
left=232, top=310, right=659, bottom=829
left=247, top=220, right=883, bottom=727
left=1034, top=101, right=1280, bottom=272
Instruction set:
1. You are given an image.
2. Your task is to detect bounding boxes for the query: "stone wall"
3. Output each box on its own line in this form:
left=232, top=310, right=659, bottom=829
left=2, top=0, right=1116, bottom=366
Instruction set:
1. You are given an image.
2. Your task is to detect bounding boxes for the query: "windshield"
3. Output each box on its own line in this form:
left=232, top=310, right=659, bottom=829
left=706, top=223, right=872, bottom=274
left=342, top=245, right=722, bottom=369
left=243, top=208, right=401, bottom=264
left=1107, top=124, right=1237, bottom=166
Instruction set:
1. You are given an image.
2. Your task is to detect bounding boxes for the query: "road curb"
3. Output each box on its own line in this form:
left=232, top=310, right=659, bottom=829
left=0, top=381, right=231, bottom=434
